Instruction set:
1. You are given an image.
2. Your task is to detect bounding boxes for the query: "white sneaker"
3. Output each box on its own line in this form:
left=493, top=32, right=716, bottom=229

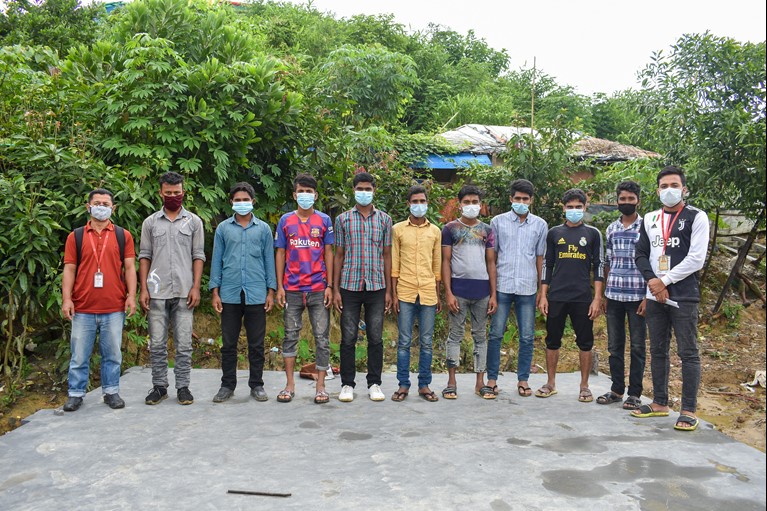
left=368, top=384, right=385, bottom=401
left=339, top=385, right=354, bottom=402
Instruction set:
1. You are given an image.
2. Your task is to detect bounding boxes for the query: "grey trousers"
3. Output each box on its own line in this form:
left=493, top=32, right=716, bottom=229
left=446, top=295, right=489, bottom=373
left=148, top=298, right=194, bottom=389
left=282, top=291, right=330, bottom=371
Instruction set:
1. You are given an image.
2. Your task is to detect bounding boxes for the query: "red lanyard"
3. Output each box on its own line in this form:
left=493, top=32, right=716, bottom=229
left=660, top=209, right=683, bottom=255
left=88, top=230, right=110, bottom=271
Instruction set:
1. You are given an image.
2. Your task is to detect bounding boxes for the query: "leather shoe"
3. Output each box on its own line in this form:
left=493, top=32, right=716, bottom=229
left=250, top=386, right=268, bottom=401
left=103, top=393, right=125, bottom=409
left=212, top=387, right=234, bottom=403
left=63, top=397, right=83, bottom=412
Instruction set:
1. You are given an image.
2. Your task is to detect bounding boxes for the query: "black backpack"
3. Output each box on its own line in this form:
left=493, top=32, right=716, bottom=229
left=73, top=225, right=126, bottom=270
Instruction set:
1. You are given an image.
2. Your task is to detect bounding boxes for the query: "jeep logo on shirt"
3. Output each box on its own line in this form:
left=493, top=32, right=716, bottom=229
left=651, top=235, right=680, bottom=248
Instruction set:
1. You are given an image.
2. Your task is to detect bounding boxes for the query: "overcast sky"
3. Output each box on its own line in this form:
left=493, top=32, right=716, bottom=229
left=285, top=0, right=766, bottom=96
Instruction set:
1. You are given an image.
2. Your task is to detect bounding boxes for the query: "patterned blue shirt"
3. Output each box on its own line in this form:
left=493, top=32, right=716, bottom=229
left=605, top=215, right=645, bottom=302
left=490, top=210, right=548, bottom=296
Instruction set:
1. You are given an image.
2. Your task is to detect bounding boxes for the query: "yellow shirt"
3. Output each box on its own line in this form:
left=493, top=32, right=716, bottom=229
left=391, top=218, right=442, bottom=306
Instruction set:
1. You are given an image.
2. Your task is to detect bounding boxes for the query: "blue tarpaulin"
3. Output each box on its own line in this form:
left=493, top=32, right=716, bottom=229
left=412, top=153, right=492, bottom=169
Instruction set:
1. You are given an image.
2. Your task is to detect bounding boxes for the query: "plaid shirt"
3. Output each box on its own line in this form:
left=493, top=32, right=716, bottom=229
left=605, top=215, right=645, bottom=302
left=335, top=207, right=392, bottom=292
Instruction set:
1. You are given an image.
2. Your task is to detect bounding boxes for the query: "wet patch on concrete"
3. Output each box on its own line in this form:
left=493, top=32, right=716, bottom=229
left=299, top=421, right=321, bottom=429
left=537, top=434, right=659, bottom=454
left=708, top=459, right=750, bottom=482
left=636, top=481, right=763, bottom=511
left=489, top=498, right=512, bottom=510
left=0, top=473, right=37, bottom=491
left=401, top=431, right=420, bottom=437
left=506, top=437, right=531, bottom=446
left=339, top=431, right=372, bottom=441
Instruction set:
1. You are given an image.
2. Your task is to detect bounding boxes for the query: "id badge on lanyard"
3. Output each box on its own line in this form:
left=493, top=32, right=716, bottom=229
left=658, top=209, right=682, bottom=276
left=89, top=231, right=109, bottom=288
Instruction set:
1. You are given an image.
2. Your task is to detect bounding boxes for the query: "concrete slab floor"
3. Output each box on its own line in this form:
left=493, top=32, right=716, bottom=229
left=0, top=367, right=765, bottom=511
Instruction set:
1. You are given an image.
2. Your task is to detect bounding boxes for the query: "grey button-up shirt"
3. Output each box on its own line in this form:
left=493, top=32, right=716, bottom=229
left=139, top=207, right=206, bottom=299
left=491, top=210, right=548, bottom=296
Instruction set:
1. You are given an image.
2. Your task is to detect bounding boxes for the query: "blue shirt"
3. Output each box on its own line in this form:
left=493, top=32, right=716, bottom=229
left=491, top=210, right=548, bottom=296
left=209, top=215, right=277, bottom=305
left=605, top=215, right=645, bottom=302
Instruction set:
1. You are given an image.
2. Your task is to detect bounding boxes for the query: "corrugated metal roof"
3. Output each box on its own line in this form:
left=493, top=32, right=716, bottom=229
left=411, top=152, right=492, bottom=169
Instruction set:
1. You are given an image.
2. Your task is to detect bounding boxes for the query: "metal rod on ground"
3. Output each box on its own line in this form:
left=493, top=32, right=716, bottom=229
left=227, top=490, right=292, bottom=498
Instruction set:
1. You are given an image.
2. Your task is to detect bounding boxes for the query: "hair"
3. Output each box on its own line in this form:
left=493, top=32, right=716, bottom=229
left=615, top=180, right=641, bottom=199
left=88, top=188, right=114, bottom=202
left=407, top=185, right=428, bottom=201
left=510, top=179, right=535, bottom=198
left=353, top=171, right=376, bottom=188
left=657, top=165, right=686, bottom=186
left=159, top=171, right=184, bottom=186
left=229, top=182, right=255, bottom=200
left=562, top=188, right=587, bottom=205
left=293, top=173, right=318, bottom=192
left=458, top=184, right=482, bottom=201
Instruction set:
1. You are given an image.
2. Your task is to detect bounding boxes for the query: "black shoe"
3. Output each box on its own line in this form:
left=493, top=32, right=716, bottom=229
left=145, top=386, right=168, bottom=405
left=250, top=386, right=268, bottom=401
left=177, top=387, right=194, bottom=405
left=103, top=393, right=125, bottom=409
left=63, top=396, right=83, bottom=412
left=212, top=387, right=234, bottom=403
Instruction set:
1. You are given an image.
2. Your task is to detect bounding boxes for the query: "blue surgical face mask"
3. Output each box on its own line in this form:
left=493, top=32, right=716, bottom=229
left=296, top=192, right=315, bottom=210
left=565, top=209, right=584, bottom=224
left=409, top=203, right=428, bottom=218
left=354, top=190, right=374, bottom=206
left=89, top=205, right=112, bottom=222
left=232, top=201, right=254, bottom=215
left=511, top=202, right=529, bottom=215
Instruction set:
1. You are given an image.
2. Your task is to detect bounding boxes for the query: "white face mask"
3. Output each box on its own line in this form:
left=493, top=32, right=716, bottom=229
left=660, top=188, right=683, bottom=208
left=461, top=204, right=480, bottom=219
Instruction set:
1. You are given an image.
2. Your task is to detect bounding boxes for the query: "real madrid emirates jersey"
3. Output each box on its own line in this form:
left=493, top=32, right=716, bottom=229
left=542, top=223, right=605, bottom=302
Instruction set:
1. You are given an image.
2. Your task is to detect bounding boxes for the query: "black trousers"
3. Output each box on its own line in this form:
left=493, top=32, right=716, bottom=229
left=545, top=300, right=594, bottom=351
left=220, top=293, right=265, bottom=390
left=339, top=288, right=385, bottom=388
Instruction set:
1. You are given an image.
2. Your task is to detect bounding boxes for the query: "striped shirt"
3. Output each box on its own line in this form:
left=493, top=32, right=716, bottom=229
left=490, top=210, right=548, bottom=296
left=335, top=207, right=392, bottom=292
left=605, top=216, right=645, bottom=302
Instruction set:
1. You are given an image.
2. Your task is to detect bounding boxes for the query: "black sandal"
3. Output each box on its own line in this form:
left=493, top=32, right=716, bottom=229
left=596, top=391, right=622, bottom=405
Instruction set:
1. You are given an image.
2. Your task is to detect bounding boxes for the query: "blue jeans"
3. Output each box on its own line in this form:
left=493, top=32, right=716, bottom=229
left=646, top=300, right=700, bottom=412
left=606, top=298, right=646, bottom=397
left=396, top=298, right=436, bottom=389
left=487, top=292, right=537, bottom=382
left=68, top=312, right=125, bottom=397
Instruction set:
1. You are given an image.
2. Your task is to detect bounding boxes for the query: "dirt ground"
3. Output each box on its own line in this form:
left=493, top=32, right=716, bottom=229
left=1, top=252, right=765, bottom=451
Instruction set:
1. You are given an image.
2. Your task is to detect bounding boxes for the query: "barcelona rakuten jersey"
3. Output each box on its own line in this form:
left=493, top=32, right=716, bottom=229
left=274, top=211, right=334, bottom=292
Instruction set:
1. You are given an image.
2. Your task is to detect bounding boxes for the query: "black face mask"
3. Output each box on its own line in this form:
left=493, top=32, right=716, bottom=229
left=618, top=203, right=637, bottom=216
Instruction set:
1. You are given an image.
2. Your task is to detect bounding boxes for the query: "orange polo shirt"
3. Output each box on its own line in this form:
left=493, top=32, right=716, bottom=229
left=63, top=222, right=136, bottom=314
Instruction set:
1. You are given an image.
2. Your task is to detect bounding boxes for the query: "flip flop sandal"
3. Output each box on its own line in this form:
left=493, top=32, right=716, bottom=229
left=631, top=404, right=670, bottom=418
left=517, top=385, right=532, bottom=397
left=596, top=391, right=622, bottom=405
left=623, top=396, right=642, bottom=410
left=419, top=391, right=439, bottom=402
left=579, top=387, right=594, bottom=403
left=535, top=384, right=558, bottom=398
left=477, top=386, right=497, bottom=400
left=674, top=414, right=699, bottom=431
left=391, top=390, right=408, bottom=402
left=314, top=390, right=329, bottom=404
left=277, top=390, right=295, bottom=403
left=442, top=386, right=458, bottom=399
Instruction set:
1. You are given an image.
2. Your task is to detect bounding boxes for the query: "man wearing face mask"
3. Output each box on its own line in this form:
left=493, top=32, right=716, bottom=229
left=209, top=182, right=276, bottom=403
left=61, top=189, right=137, bottom=411
left=597, top=181, right=647, bottom=411
left=273, top=174, right=334, bottom=404
left=390, top=186, right=443, bottom=402
left=441, top=185, right=497, bottom=400
left=487, top=179, right=548, bottom=398
left=633, top=166, right=709, bottom=432
left=537, top=188, right=604, bottom=402
left=139, top=172, right=205, bottom=406
left=333, top=171, right=393, bottom=403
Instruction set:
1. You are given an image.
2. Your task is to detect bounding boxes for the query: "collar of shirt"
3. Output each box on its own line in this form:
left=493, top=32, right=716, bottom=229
left=85, top=220, right=114, bottom=232
left=510, top=210, right=531, bottom=224
left=613, top=214, right=643, bottom=231
left=406, top=217, right=431, bottom=228
left=225, top=213, right=257, bottom=228
left=352, top=206, right=379, bottom=217
left=160, top=207, right=190, bottom=221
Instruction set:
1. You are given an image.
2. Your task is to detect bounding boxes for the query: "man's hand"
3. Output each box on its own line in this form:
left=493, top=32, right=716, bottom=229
left=323, top=287, right=333, bottom=309
left=62, top=299, right=75, bottom=321
left=487, top=294, right=497, bottom=315
left=276, top=288, right=286, bottom=309
left=648, top=277, right=666, bottom=296
left=601, top=298, right=608, bottom=314
left=392, top=293, right=399, bottom=314
left=139, top=289, right=150, bottom=313
left=385, top=292, right=393, bottom=313
left=588, top=297, right=602, bottom=320
left=211, top=293, right=223, bottom=314
left=436, top=297, right=442, bottom=314
left=654, top=288, right=669, bottom=304
left=445, top=293, right=459, bottom=314
left=125, top=295, right=137, bottom=318
left=265, top=290, right=275, bottom=313
left=333, top=290, right=343, bottom=313
left=637, top=299, right=647, bottom=317
left=538, top=295, right=549, bottom=316
left=186, top=287, right=200, bottom=309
